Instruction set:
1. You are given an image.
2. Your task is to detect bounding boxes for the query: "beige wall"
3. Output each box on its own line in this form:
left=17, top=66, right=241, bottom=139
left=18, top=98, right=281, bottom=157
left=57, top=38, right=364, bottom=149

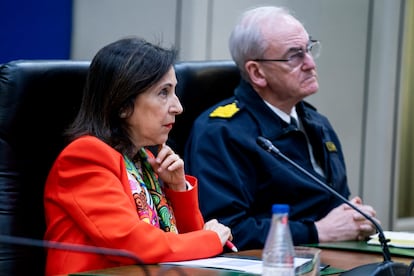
left=71, top=0, right=410, bottom=230
left=71, top=0, right=178, bottom=60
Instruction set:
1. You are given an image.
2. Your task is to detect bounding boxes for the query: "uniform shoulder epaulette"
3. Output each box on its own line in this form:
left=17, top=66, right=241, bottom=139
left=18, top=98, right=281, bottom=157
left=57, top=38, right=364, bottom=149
left=209, top=102, right=239, bottom=118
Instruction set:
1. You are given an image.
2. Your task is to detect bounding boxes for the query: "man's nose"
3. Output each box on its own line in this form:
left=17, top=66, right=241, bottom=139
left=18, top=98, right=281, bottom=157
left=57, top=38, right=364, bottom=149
left=302, top=52, right=317, bottom=69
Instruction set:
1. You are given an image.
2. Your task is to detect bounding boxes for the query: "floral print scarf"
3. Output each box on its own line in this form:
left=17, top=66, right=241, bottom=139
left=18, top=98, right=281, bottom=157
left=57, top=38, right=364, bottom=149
left=124, top=148, right=178, bottom=233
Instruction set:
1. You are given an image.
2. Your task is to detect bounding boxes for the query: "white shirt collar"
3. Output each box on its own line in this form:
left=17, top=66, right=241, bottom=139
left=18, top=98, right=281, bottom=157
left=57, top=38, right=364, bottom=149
left=264, top=100, right=298, bottom=124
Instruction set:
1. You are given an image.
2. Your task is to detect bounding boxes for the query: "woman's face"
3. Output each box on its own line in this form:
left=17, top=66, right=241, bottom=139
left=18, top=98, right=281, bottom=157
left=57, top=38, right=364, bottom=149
left=126, top=67, right=182, bottom=149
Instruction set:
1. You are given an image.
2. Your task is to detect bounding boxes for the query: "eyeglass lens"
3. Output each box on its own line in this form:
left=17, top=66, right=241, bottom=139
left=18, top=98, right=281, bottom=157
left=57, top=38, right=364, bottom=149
left=288, top=41, right=320, bottom=67
left=309, top=41, right=321, bottom=59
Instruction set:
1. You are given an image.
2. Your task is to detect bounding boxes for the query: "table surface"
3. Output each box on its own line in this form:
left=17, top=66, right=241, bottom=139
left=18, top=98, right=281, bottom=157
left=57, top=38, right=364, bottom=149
left=71, top=247, right=414, bottom=275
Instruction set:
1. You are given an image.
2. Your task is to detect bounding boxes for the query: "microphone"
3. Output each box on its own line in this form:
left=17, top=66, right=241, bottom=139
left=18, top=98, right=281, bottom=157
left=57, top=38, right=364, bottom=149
left=256, top=136, right=413, bottom=276
left=0, top=234, right=149, bottom=275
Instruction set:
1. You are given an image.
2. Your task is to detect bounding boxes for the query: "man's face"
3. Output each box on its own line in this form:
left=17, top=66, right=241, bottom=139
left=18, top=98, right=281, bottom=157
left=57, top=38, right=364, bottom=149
left=254, top=15, right=319, bottom=110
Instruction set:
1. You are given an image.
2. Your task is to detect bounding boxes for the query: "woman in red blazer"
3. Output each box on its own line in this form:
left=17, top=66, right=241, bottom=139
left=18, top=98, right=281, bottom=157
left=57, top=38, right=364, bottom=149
left=43, top=37, right=232, bottom=275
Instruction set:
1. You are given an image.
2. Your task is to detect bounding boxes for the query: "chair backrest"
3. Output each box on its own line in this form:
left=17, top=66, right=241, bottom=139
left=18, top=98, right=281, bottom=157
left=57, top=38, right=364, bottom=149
left=0, top=60, right=89, bottom=275
left=169, top=60, right=240, bottom=156
left=0, top=59, right=240, bottom=274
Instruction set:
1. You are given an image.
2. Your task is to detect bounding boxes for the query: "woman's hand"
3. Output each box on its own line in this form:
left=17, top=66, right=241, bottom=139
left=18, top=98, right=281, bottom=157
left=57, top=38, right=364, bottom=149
left=203, top=219, right=233, bottom=246
left=147, top=144, right=186, bottom=191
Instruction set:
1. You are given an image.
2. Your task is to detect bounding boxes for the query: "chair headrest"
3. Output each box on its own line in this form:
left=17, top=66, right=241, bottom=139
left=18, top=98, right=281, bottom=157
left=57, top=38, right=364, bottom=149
left=170, top=60, right=240, bottom=156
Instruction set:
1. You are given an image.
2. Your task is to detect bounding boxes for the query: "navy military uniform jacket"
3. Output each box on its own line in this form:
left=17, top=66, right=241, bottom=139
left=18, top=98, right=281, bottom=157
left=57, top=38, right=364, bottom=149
left=184, top=79, right=350, bottom=249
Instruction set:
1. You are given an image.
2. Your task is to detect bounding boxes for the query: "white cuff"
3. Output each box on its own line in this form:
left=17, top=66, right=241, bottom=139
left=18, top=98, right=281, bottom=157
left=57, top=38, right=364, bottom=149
left=185, top=181, right=194, bottom=191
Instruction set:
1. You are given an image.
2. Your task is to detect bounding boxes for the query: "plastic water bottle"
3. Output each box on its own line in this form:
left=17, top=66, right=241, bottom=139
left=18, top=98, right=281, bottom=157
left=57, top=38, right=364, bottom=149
left=262, top=204, right=295, bottom=276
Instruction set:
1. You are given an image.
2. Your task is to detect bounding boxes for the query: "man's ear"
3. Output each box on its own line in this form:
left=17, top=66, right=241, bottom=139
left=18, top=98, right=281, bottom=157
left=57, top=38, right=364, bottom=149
left=245, top=61, right=267, bottom=87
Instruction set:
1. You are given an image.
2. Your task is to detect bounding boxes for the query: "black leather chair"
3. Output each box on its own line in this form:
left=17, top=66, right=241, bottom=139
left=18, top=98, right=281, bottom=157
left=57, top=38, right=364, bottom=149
left=0, top=60, right=89, bottom=276
left=170, top=60, right=240, bottom=156
left=0, top=59, right=240, bottom=275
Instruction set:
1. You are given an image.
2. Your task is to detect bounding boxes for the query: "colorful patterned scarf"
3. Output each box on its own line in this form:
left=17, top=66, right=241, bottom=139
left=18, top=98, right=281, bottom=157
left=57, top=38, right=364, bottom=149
left=124, top=148, right=178, bottom=233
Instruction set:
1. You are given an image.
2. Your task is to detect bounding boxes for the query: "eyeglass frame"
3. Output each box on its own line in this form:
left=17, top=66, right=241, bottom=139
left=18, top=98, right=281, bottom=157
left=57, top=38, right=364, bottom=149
left=251, top=39, right=320, bottom=64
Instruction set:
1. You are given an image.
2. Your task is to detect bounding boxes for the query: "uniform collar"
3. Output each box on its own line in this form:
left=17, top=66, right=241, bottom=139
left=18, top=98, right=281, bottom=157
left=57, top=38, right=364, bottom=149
left=263, top=101, right=298, bottom=125
left=235, top=79, right=306, bottom=139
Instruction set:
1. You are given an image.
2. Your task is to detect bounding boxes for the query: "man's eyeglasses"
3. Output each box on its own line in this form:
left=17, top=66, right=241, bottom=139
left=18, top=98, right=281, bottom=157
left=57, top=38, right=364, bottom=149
left=252, top=39, right=321, bottom=68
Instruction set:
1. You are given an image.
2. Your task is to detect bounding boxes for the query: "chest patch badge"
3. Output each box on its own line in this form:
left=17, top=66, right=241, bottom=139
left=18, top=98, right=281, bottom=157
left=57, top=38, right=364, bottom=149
left=209, top=102, right=239, bottom=118
left=325, top=141, right=337, bottom=152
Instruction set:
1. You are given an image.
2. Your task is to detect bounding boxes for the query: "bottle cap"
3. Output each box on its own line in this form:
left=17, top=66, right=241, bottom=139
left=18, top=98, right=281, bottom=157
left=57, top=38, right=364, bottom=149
left=272, top=204, right=289, bottom=214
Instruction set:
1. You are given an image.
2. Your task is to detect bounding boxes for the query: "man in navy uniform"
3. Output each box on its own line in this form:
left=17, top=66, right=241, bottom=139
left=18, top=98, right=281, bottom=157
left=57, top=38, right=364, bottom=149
left=184, top=6, right=379, bottom=250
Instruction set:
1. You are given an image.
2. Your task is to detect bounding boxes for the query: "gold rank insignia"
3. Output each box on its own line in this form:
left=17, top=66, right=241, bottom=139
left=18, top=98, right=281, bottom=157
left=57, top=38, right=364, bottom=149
left=209, top=102, right=239, bottom=118
left=325, top=141, right=337, bottom=152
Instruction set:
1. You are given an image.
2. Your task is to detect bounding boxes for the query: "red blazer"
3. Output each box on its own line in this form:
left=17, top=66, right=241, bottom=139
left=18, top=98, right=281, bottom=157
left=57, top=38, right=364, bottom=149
left=44, top=136, right=222, bottom=275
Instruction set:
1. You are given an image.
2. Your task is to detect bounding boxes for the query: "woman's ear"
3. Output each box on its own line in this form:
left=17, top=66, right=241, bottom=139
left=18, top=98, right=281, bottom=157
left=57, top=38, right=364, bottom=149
left=245, top=61, right=267, bottom=88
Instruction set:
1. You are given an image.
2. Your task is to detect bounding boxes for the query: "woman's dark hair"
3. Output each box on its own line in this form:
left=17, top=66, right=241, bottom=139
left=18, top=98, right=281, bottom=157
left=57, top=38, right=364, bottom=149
left=66, top=37, right=177, bottom=157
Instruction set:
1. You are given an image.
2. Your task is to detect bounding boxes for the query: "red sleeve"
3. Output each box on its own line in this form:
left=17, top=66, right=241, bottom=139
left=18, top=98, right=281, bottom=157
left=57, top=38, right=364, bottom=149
left=164, top=175, right=205, bottom=233
left=44, top=136, right=223, bottom=267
